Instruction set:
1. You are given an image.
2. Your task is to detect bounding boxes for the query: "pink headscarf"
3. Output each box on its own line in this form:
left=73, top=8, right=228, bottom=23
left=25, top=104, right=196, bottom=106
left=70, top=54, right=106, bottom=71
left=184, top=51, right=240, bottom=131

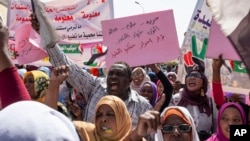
left=206, top=102, right=246, bottom=141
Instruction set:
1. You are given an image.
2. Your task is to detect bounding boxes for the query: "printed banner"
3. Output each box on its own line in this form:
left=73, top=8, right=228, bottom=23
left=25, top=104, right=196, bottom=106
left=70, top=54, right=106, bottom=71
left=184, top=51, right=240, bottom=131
left=7, top=0, right=114, bottom=67
left=102, top=10, right=180, bottom=69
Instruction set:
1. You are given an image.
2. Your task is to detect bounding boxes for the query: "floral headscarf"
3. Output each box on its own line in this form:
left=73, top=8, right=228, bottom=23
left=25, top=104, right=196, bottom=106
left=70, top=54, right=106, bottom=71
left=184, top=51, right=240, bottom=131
left=24, top=70, right=49, bottom=102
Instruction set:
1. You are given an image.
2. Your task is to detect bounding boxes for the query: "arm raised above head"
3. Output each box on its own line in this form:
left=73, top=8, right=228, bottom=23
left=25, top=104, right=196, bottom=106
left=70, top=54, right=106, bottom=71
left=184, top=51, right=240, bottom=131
left=0, top=22, right=31, bottom=108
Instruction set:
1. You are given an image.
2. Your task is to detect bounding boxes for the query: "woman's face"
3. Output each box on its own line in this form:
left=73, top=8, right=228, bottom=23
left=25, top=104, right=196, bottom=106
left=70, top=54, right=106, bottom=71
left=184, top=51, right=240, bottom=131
left=162, top=115, right=192, bottom=141
left=173, top=81, right=181, bottom=93
left=185, top=71, right=203, bottom=93
left=157, top=81, right=164, bottom=95
left=168, top=74, right=177, bottom=82
left=96, top=104, right=117, bottom=138
left=140, top=83, right=153, bottom=102
left=24, top=74, right=35, bottom=99
left=132, top=69, right=144, bottom=86
left=220, top=107, right=243, bottom=139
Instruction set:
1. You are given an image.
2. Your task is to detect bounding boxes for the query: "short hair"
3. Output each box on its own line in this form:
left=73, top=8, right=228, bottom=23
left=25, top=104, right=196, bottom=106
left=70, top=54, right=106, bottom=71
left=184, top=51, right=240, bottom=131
left=113, top=61, right=132, bottom=78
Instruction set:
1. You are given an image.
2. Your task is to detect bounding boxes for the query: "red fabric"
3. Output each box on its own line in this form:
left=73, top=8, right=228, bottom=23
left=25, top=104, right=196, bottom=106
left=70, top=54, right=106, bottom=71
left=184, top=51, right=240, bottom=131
left=0, top=67, right=31, bottom=108
left=212, top=80, right=225, bottom=107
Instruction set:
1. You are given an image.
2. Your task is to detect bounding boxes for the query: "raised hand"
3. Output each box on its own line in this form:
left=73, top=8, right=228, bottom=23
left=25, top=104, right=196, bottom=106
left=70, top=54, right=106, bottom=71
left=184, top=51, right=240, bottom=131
left=129, top=110, right=161, bottom=141
left=45, top=65, right=69, bottom=109
left=50, top=65, right=69, bottom=86
left=212, top=54, right=224, bottom=71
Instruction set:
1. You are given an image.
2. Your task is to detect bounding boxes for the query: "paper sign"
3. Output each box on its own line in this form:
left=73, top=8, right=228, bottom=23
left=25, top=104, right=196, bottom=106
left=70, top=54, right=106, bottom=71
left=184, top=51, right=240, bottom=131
left=206, top=20, right=241, bottom=60
left=102, top=10, right=180, bottom=68
left=14, top=24, right=48, bottom=64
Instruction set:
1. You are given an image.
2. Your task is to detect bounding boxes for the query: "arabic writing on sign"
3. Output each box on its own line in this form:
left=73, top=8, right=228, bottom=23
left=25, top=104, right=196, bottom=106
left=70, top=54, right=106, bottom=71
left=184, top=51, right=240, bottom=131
left=124, top=43, right=136, bottom=54
left=10, top=3, right=32, bottom=11
left=81, top=11, right=101, bottom=20
left=55, top=24, right=82, bottom=32
left=60, top=31, right=103, bottom=40
left=193, top=9, right=211, bottom=29
left=114, top=16, right=160, bottom=44
left=118, top=33, right=130, bottom=44
left=55, top=15, right=74, bottom=23
left=124, top=22, right=136, bottom=30
left=16, top=14, right=31, bottom=23
left=146, top=17, right=159, bottom=25
left=59, top=44, right=80, bottom=53
left=133, top=30, right=143, bottom=38
left=111, top=34, right=165, bottom=59
left=8, top=0, right=114, bottom=44
left=103, top=10, right=180, bottom=68
left=45, top=5, right=77, bottom=13
left=111, top=48, right=123, bottom=58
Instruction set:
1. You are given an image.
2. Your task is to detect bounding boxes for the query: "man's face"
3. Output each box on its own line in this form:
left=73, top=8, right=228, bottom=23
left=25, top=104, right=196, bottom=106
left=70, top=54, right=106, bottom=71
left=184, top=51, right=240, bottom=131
left=107, top=64, right=131, bottom=97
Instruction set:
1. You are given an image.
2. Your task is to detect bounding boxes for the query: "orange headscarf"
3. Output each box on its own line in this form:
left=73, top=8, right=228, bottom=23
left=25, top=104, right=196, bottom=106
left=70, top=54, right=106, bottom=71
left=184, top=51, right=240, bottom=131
left=162, top=108, right=191, bottom=126
left=74, top=95, right=132, bottom=141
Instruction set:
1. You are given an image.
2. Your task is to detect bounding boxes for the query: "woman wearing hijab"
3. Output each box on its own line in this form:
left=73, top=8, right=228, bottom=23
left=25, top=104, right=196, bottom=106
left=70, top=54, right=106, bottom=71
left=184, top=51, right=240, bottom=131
left=0, top=101, right=80, bottom=141
left=130, top=106, right=200, bottom=141
left=156, top=106, right=200, bottom=141
left=139, top=81, right=158, bottom=107
left=17, top=68, right=27, bottom=79
left=130, top=67, right=151, bottom=94
left=74, top=95, right=132, bottom=141
left=23, top=70, right=49, bottom=102
left=140, top=64, right=173, bottom=112
left=206, top=102, right=246, bottom=141
left=169, top=69, right=218, bottom=140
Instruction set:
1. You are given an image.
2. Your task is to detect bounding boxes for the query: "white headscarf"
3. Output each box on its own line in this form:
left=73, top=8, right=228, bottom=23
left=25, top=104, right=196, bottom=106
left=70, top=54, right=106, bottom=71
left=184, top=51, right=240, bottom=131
left=155, top=106, right=200, bottom=141
left=130, top=67, right=150, bottom=94
left=0, top=101, right=80, bottom=141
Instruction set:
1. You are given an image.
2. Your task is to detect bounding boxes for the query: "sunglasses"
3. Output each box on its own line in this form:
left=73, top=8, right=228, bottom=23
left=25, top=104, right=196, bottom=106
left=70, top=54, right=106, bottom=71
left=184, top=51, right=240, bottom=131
left=186, top=72, right=202, bottom=79
left=161, top=124, right=191, bottom=133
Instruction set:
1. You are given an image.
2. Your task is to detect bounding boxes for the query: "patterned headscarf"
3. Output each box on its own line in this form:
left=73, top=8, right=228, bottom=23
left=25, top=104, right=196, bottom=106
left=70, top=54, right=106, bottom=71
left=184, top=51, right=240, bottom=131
left=155, top=106, right=200, bottom=141
left=74, top=95, right=132, bottom=141
left=23, top=70, right=49, bottom=102
left=207, top=102, right=246, bottom=141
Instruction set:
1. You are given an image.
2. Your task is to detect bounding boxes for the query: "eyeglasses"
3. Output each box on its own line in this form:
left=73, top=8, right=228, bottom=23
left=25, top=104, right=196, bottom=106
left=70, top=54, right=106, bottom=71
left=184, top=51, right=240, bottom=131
left=132, top=72, right=144, bottom=78
left=161, top=124, right=191, bottom=133
left=186, top=72, right=202, bottom=79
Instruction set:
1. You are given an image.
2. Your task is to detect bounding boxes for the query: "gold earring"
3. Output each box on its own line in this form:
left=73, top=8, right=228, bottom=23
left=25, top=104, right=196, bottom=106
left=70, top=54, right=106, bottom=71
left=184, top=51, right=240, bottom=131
left=201, top=89, right=205, bottom=96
